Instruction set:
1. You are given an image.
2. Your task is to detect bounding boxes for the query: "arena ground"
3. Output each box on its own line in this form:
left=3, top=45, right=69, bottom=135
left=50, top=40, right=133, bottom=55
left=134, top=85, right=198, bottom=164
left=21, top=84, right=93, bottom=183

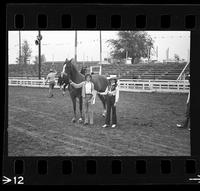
left=8, top=86, right=190, bottom=156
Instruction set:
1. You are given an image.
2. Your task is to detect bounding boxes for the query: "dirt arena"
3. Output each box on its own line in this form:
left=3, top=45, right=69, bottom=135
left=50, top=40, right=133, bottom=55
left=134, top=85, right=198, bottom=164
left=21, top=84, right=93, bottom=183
left=8, top=86, right=190, bottom=156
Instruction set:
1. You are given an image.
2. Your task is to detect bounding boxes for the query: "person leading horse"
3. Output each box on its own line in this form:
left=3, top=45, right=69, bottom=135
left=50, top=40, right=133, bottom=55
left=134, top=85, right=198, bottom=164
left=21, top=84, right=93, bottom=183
left=58, top=58, right=108, bottom=123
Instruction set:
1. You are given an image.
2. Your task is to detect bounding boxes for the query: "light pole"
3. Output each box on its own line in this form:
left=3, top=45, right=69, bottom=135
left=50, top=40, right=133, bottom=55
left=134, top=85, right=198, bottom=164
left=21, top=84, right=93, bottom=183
left=125, top=41, right=128, bottom=64
left=166, top=48, right=169, bottom=63
left=147, top=46, right=151, bottom=64
left=35, top=30, right=42, bottom=79
left=75, top=30, right=77, bottom=64
left=156, top=46, right=158, bottom=61
left=125, top=50, right=128, bottom=64
left=100, top=31, right=102, bottom=64
left=19, top=31, right=22, bottom=64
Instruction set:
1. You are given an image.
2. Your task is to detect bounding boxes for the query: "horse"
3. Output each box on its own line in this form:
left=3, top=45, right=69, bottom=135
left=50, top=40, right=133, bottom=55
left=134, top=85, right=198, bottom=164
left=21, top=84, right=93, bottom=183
left=57, top=65, right=88, bottom=95
left=58, top=59, right=108, bottom=123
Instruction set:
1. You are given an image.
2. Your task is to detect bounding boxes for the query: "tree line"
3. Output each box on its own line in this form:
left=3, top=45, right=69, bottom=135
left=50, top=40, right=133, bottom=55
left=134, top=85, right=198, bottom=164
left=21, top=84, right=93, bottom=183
left=16, top=40, right=46, bottom=65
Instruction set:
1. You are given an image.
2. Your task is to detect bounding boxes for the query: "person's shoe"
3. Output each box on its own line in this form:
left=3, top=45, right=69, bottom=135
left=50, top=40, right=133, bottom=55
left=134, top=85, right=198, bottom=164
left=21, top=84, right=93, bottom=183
left=176, top=124, right=184, bottom=128
left=102, top=124, right=109, bottom=128
left=111, top=124, right=117, bottom=128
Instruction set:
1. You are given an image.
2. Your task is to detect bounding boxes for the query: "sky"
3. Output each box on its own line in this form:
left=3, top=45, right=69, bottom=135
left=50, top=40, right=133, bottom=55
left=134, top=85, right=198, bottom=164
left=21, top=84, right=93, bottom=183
left=8, top=31, right=190, bottom=64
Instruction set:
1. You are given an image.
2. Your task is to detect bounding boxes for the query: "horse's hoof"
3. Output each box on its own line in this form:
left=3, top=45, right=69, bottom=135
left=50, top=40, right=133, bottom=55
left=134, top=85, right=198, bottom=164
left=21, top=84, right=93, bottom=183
left=71, top=118, right=76, bottom=123
left=78, top=118, right=83, bottom=123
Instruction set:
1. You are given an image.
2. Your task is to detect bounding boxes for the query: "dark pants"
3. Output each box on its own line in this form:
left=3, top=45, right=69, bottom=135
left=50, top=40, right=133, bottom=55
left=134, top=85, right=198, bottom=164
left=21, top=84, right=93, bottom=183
left=49, top=81, right=55, bottom=96
left=105, top=95, right=117, bottom=125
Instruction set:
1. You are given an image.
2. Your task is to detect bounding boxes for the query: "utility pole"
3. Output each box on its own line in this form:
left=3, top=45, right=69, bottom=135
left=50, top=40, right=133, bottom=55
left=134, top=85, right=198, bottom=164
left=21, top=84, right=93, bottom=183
left=83, top=52, right=85, bottom=66
left=19, top=31, right=22, bottom=64
left=35, top=30, right=42, bottom=79
left=125, top=50, right=128, bottom=64
left=52, top=54, right=54, bottom=68
left=166, top=48, right=169, bottom=63
left=125, top=41, right=128, bottom=64
left=147, top=46, right=151, bottom=64
left=100, top=31, right=102, bottom=64
left=75, top=30, right=77, bottom=64
left=187, top=49, right=190, bottom=63
left=38, top=31, right=41, bottom=79
left=156, top=46, right=158, bottom=61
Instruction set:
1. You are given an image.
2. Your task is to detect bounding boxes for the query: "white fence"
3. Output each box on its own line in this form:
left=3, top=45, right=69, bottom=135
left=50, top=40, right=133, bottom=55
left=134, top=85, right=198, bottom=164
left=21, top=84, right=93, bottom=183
left=8, top=78, right=60, bottom=89
left=8, top=78, right=190, bottom=93
left=118, top=79, right=190, bottom=93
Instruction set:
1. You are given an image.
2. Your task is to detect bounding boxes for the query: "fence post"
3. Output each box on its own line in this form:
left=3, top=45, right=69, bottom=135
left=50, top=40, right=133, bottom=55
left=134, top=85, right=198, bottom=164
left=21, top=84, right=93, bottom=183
left=168, top=81, right=169, bottom=90
left=99, top=65, right=102, bottom=75
left=149, top=81, right=153, bottom=90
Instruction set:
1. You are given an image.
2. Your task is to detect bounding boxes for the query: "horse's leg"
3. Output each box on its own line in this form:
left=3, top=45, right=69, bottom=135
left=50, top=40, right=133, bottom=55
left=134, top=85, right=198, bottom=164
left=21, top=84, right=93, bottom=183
left=71, top=96, right=77, bottom=123
left=62, top=84, right=67, bottom=95
left=98, top=94, right=107, bottom=117
left=78, top=96, right=83, bottom=123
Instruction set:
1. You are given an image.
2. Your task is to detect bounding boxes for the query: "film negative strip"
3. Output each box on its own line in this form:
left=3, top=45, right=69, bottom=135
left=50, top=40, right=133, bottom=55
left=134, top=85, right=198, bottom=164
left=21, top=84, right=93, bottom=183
left=3, top=3, right=200, bottom=185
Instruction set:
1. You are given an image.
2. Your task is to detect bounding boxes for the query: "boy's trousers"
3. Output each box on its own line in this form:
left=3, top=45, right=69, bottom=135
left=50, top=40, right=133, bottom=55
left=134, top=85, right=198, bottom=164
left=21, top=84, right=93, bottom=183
left=105, top=95, right=117, bottom=125
left=84, top=94, right=94, bottom=124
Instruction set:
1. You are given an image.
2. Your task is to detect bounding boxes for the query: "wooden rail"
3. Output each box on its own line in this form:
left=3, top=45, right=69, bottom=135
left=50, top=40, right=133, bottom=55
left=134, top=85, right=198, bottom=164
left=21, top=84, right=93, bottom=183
left=8, top=78, right=190, bottom=93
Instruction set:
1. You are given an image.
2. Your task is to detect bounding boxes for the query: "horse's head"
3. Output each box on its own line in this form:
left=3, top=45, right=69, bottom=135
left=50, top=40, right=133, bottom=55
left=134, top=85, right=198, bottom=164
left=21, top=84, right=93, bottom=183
left=63, top=58, right=74, bottom=78
left=60, top=58, right=75, bottom=85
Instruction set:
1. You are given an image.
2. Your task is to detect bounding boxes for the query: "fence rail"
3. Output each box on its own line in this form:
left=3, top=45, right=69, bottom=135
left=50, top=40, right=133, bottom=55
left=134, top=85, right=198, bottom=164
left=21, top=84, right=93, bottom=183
left=8, top=78, right=60, bottom=89
left=8, top=78, right=190, bottom=93
left=118, top=79, right=189, bottom=93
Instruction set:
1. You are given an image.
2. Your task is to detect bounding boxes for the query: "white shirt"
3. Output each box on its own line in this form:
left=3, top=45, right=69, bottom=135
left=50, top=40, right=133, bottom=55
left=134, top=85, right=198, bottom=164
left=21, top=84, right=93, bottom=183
left=85, top=82, right=92, bottom=94
left=100, top=83, right=119, bottom=103
left=47, top=72, right=57, bottom=82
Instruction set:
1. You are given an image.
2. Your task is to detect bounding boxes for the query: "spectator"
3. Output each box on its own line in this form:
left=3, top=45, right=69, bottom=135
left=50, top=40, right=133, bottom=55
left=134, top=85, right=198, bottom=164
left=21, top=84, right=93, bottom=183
left=45, top=69, right=57, bottom=98
left=177, top=74, right=190, bottom=130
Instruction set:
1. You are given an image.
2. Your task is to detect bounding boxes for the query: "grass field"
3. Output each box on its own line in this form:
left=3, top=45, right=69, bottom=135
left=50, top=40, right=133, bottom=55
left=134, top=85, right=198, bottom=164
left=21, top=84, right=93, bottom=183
left=8, top=86, right=190, bottom=156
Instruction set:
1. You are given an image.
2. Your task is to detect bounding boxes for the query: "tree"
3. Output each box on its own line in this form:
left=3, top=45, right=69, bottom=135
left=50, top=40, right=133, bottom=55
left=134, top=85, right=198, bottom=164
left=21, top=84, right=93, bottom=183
left=174, top=54, right=180, bottom=62
left=107, top=31, right=154, bottom=64
left=16, top=40, right=32, bottom=65
left=33, top=54, right=46, bottom=65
